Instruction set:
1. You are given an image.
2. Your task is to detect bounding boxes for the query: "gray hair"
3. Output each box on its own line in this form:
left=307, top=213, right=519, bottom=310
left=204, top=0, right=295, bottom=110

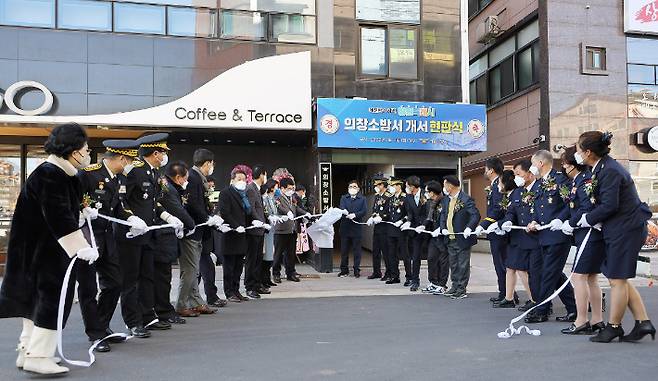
left=532, top=150, right=553, bottom=164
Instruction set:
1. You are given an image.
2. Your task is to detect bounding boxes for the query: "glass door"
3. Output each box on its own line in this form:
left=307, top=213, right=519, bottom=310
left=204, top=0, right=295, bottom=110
left=0, top=145, right=22, bottom=256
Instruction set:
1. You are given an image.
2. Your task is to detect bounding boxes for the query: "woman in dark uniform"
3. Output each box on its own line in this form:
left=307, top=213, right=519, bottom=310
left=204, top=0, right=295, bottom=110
left=0, top=123, right=99, bottom=375
left=559, top=146, right=605, bottom=335
left=575, top=131, right=655, bottom=343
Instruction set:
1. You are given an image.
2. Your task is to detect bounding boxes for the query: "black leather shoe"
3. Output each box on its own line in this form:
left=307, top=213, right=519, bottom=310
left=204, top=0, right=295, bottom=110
left=273, top=275, right=282, bottom=284
left=228, top=295, right=242, bottom=303
left=524, top=313, right=548, bottom=324
left=591, top=321, right=605, bottom=333
left=94, top=341, right=111, bottom=352
left=165, top=315, right=187, bottom=324
left=518, top=301, right=536, bottom=312
left=368, top=273, right=382, bottom=280
left=385, top=278, right=400, bottom=284
left=236, top=292, right=250, bottom=301
left=105, top=329, right=127, bottom=343
left=590, top=323, right=624, bottom=343
left=410, top=283, right=419, bottom=292
left=257, top=287, right=271, bottom=295
left=561, top=322, right=592, bottom=335
left=129, top=326, right=151, bottom=338
left=246, top=290, right=261, bottom=299
left=622, top=320, right=656, bottom=342
left=556, top=312, right=577, bottom=322
left=403, top=280, right=412, bottom=287
left=287, top=275, right=301, bottom=282
left=490, top=294, right=504, bottom=303
left=493, top=299, right=516, bottom=309
left=354, top=272, right=361, bottom=278
left=380, top=275, right=390, bottom=282
left=146, top=321, right=171, bottom=330
left=209, top=299, right=228, bottom=308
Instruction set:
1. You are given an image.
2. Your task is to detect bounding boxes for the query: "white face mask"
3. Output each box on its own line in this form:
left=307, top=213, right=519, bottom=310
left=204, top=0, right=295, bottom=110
left=443, top=187, right=449, bottom=196
left=208, top=165, right=214, bottom=176
left=387, top=186, right=396, bottom=194
left=514, top=176, right=526, bottom=187
left=405, top=186, right=412, bottom=194
left=348, top=188, right=358, bottom=196
left=424, top=192, right=431, bottom=199
left=234, top=180, right=246, bottom=191
left=181, top=181, right=189, bottom=190
left=529, top=165, right=540, bottom=176
left=73, top=150, right=91, bottom=168
left=284, top=189, right=294, bottom=197
left=574, top=152, right=585, bottom=165
left=374, top=186, right=380, bottom=193
left=123, top=163, right=135, bottom=175
left=160, top=153, right=169, bottom=167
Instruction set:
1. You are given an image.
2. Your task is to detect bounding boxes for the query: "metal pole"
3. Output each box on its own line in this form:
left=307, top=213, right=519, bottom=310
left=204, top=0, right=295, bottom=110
left=460, top=0, right=470, bottom=104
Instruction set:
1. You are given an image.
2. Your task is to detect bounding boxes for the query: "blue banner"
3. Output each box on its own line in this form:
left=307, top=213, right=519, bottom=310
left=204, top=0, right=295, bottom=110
left=316, top=98, right=487, bottom=152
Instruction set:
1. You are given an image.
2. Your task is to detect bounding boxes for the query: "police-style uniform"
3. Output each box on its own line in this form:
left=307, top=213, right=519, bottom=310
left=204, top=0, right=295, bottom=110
left=531, top=169, right=576, bottom=319
left=479, top=177, right=509, bottom=300
left=385, top=178, right=406, bottom=283
left=77, top=140, right=138, bottom=343
left=371, top=179, right=390, bottom=280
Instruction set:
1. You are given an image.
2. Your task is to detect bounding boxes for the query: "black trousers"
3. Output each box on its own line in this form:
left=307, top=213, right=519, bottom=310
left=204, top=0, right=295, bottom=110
left=535, top=242, right=576, bottom=315
left=153, top=260, right=176, bottom=319
left=117, top=236, right=156, bottom=328
left=261, top=260, right=273, bottom=285
left=77, top=231, right=121, bottom=340
left=223, top=254, right=245, bottom=297
left=340, top=236, right=362, bottom=273
left=400, top=233, right=413, bottom=281
left=386, top=235, right=403, bottom=279
left=198, top=232, right=220, bottom=303
left=273, top=233, right=297, bottom=277
left=372, top=233, right=388, bottom=277
left=427, top=239, right=449, bottom=288
left=245, top=235, right=265, bottom=291
left=410, top=232, right=426, bottom=283
left=489, top=237, right=508, bottom=296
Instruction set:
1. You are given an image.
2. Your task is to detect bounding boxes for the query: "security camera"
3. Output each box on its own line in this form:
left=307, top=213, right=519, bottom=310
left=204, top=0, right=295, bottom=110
left=532, top=135, right=547, bottom=144
left=553, top=144, right=566, bottom=153
left=585, top=4, right=590, bottom=9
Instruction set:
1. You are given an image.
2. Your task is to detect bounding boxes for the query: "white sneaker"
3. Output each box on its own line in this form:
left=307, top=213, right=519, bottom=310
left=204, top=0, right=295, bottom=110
left=432, top=286, right=447, bottom=295
left=421, top=284, right=438, bottom=293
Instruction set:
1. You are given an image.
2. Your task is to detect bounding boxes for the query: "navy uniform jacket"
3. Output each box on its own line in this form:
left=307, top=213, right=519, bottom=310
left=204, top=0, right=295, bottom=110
left=439, top=191, right=481, bottom=249
left=387, top=192, right=407, bottom=238
left=404, top=193, right=427, bottom=228
left=77, top=162, right=132, bottom=234
left=566, top=171, right=603, bottom=245
left=185, top=168, right=211, bottom=241
left=115, top=160, right=166, bottom=244
left=586, top=155, right=652, bottom=238
left=532, top=168, right=571, bottom=246
left=339, top=193, right=367, bottom=238
left=501, top=181, right=541, bottom=250
left=371, top=192, right=390, bottom=235
left=479, top=177, right=507, bottom=240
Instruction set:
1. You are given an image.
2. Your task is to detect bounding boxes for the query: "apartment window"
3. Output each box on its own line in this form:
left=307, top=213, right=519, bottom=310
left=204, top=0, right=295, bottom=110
left=0, top=0, right=54, bottom=28
left=489, top=57, right=514, bottom=103
left=167, top=7, right=217, bottom=37
left=468, top=0, right=492, bottom=18
left=220, top=10, right=266, bottom=40
left=360, top=26, right=387, bottom=76
left=359, top=25, right=418, bottom=79
left=221, top=0, right=315, bottom=15
left=389, top=28, right=417, bottom=79
left=114, top=3, right=165, bottom=35
left=58, top=0, right=111, bottom=31
left=270, top=13, right=315, bottom=44
left=585, top=47, right=606, bottom=70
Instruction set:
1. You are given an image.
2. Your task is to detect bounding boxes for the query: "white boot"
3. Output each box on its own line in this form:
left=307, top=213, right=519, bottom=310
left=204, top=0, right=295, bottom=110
left=15, top=318, right=34, bottom=368
left=23, top=326, right=69, bottom=375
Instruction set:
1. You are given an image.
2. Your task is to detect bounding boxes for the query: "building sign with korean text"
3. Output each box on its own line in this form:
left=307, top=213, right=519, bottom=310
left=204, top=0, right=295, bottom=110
left=316, top=98, right=487, bottom=151
left=625, top=0, right=658, bottom=35
left=319, top=163, right=333, bottom=212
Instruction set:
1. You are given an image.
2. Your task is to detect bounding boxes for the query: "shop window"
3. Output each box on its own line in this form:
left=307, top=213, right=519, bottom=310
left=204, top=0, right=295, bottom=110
left=389, top=28, right=417, bottom=79
left=629, top=161, right=658, bottom=213
left=220, top=10, right=266, bottom=40
left=628, top=64, right=657, bottom=85
left=489, top=56, right=513, bottom=104
left=357, top=0, right=420, bottom=24
left=0, top=145, right=22, bottom=257
left=221, top=0, right=315, bottom=16
left=270, top=13, right=316, bottom=44
left=627, top=37, right=658, bottom=65
left=360, top=26, right=387, bottom=76
left=58, top=0, right=111, bottom=31
left=167, top=6, right=217, bottom=38
left=114, top=3, right=165, bottom=35
left=0, top=0, right=54, bottom=28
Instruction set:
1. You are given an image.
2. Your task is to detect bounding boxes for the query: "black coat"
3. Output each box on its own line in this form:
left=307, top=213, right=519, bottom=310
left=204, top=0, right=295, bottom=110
left=186, top=168, right=211, bottom=241
left=0, top=158, right=88, bottom=329
left=246, top=181, right=266, bottom=236
left=440, top=191, right=481, bottom=249
left=77, top=162, right=132, bottom=234
left=218, top=186, right=249, bottom=255
left=339, top=194, right=367, bottom=238
left=156, top=177, right=196, bottom=263
left=404, top=193, right=427, bottom=228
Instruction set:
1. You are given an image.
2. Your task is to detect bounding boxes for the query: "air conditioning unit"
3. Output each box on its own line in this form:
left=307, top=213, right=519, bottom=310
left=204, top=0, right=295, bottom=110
left=476, top=15, right=502, bottom=44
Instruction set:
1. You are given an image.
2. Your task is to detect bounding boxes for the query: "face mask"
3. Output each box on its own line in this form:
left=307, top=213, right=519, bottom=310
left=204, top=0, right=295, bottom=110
left=234, top=180, right=246, bottom=191
left=374, top=186, right=380, bottom=193
left=348, top=188, right=358, bottom=196
left=574, top=152, right=585, bottom=165
left=405, top=186, right=412, bottom=194
left=529, top=165, right=540, bottom=176
left=274, top=188, right=282, bottom=197
left=73, top=150, right=91, bottom=168
left=208, top=165, right=214, bottom=176
left=387, top=186, right=396, bottom=194
left=123, top=163, right=134, bottom=175
left=424, top=192, right=431, bottom=199
left=181, top=181, right=189, bottom=190
left=514, top=176, right=526, bottom=187
left=443, top=187, right=449, bottom=196
left=284, top=189, right=294, bottom=197
left=160, top=153, right=169, bottom=167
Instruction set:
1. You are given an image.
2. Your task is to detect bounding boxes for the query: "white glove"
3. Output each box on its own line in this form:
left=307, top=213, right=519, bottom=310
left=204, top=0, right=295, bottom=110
left=77, top=247, right=99, bottom=264
left=341, top=209, right=349, bottom=216
left=501, top=221, right=513, bottom=232
left=251, top=220, right=265, bottom=228
left=495, top=226, right=507, bottom=236
left=268, top=215, right=280, bottom=225
left=463, top=227, right=473, bottom=238
left=287, top=211, right=295, bottom=220
left=400, top=221, right=411, bottom=230
left=366, top=217, right=374, bottom=226
left=549, top=219, right=564, bottom=231
left=486, top=222, right=499, bottom=234
left=441, top=229, right=449, bottom=236
left=164, top=215, right=184, bottom=239
left=127, top=215, right=148, bottom=237
left=373, top=216, right=383, bottom=224
left=593, top=222, right=602, bottom=231
left=577, top=214, right=591, bottom=228
left=236, top=226, right=246, bottom=233
left=415, top=225, right=426, bottom=234
left=262, top=223, right=272, bottom=231
left=347, top=213, right=356, bottom=220
left=304, top=213, right=312, bottom=219
left=210, top=253, right=218, bottom=265
left=207, top=215, right=224, bottom=227
left=82, top=206, right=99, bottom=221
left=393, top=220, right=403, bottom=228
left=218, top=224, right=231, bottom=233
left=431, top=228, right=442, bottom=237
left=561, top=220, right=574, bottom=236
left=474, top=225, right=485, bottom=236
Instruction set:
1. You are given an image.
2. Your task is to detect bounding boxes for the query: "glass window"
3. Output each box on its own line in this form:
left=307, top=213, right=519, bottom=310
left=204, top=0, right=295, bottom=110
left=469, top=55, right=487, bottom=80
left=167, top=7, right=217, bottom=37
left=220, top=10, right=266, bottom=40
left=489, top=57, right=514, bottom=103
left=58, top=0, right=111, bottom=31
left=221, top=0, right=315, bottom=16
left=356, top=0, right=420, bottom=24
left=629, top=161, right=658, bottom=213
left=360, top=27, right=387, bottom=76
left=628, top=64, right=656, bottom=85
left=585, top=46, right=606, bottom=70
left=389, top=28, right=417, bottom=79
left=270, top=14, right=315, bottom=44
left=0, top=0, right=54, bottom=28
left=468, top=0, right=491, bottom=17
left=0, top=145, right=22, bottom=257
left=627, top=37, right=658, bottom=65
left=114, top=3, right=165, bottom=34
left=517, top=19, right=539, bottom=48
left=489, top=37, right=515, bottom=67
left=517, top=45, right=533, bottom=89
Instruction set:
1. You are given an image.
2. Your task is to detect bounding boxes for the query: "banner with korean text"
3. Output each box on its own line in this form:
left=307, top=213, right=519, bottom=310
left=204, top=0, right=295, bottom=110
left=316, top=98, right=487, bottom=151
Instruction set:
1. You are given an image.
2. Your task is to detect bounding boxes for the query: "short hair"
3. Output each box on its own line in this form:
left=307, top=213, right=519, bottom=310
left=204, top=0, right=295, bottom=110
left=261, top=179, right=278, bottom=195
left=485, top=157, right=504, bottom=175
left=514, top=159, right=532, bottom=172
left=532, top=149, right=553, bottom=164
left=425, top=180, right=442, bottom=195
left=230, top=168, right=246, bottom=180
left=44, top=123, right=88, bottom=159
left=443, top=175, right=460, bottom=187
left=561, top=145, right=588, bottom=172
left=296, top=184, right=307, bottom=192
left=347, top=180, right=359, bottom=187
left=253, top=164, right=267, bottom=179
left=193, top=148, right=214, bottom=167
left=406, top=176, right=421, bottom=188
left=578, top=131, right=612, bottom=157
left=280, top=177, right=295, bottom=188
left=500, top=169, right=517, bottom=192
left=166, top=160, right=188, bottom=178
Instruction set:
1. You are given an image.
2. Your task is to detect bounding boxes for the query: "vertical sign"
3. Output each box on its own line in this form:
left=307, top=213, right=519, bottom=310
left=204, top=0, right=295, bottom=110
left=319, top=163, right=333, bottom=212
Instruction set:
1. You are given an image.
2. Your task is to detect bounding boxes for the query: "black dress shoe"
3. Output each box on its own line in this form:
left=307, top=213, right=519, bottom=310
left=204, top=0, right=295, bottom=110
left=493, top=299, right=516, bottom=309
left=146, top=321, right=171, bottom=330
left=94, top=341, right=111, bottom=352
left=410, top=283, right=419, bottom=292
left=268, top=281, right=278, bottom=287
left=246, top=290, right=261, bottom=299
left=129, top=326, right=151, bottom=338
left=622, top=320, right=656, bottom=342
left=209, top=299, right=228, bottom=308
left=165, top=315, right=187, bottom=324
left=590, top=323, right=624, bottom=343
left=385, top=278, right=401, bottom=284
left=287, top=275, right=301, bottom=282
left=556, top=312, right=577, bottom=322
left=518, top=301, right=536, bottom=312
left=403, top=280, right=412, bottom=287
left=561, top=322, right=592, bottom=335
left=236, top=292, right=250, bottom=301
left=273, top=275, right=282, bottom=283
left=368, top=273, right=382, bottom=279
left=490, top=294, right=504, bottom=303
left=380, top=275, right=390, bottom=282
left=105, top=329, right=127, bottom=343
left=228, top=295, right=242, bottom=303
left=524, top=313, right=548, bottom=324
left=354, top=272, right=361, bottom=278
left=257, top=287, right=271, bottom=294
left=591, top=321, right=605, bottom=333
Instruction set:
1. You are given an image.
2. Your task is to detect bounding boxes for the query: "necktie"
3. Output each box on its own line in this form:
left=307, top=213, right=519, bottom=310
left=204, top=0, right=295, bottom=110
left=447, top=197, right=457, bottom=240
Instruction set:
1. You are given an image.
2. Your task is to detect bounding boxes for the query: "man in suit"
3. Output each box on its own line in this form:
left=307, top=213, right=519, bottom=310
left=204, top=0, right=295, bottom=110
left=115, top=133, right=184, bottom=337
left=245, top=164, right=270, bottom=299
left=338, top=180, right=367, bottom=278
left=272, top=177, right=309, bottom=283
left=423, top=180, right=449, bottom=294
left=368, top=176, right=390, bottom=280
left=403, top=176, right=427, bottom=291
left=525, top=150, right=576, bottom=323
left=385, top=178, right=407, bottom=284
left=76, top=139, right=141, bottom=352
left=440, top=175, right=480, bottom=300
